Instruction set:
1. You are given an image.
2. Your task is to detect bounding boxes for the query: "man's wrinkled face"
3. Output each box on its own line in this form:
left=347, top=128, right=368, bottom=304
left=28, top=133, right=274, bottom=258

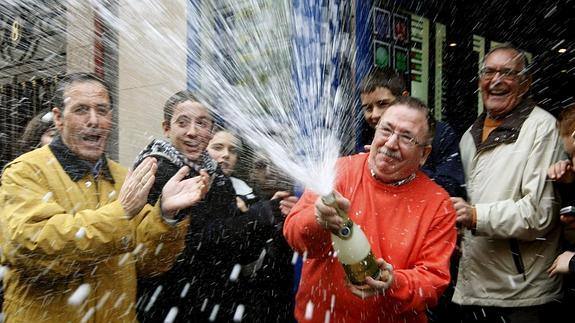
left=52, top=81, right=112, bottom=162
left=360, top=87, right=397, bottom=129
left=207, top=131, right=240, bottom=176
left=368, top=104, right=431, bottom=183
left=163, top=100, right=213, bottom=162
left=479, top=49, right=530, bottom=117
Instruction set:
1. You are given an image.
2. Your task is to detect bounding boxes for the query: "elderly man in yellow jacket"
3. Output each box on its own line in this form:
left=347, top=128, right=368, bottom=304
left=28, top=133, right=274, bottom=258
left=0, top=72, right=209, bottom=322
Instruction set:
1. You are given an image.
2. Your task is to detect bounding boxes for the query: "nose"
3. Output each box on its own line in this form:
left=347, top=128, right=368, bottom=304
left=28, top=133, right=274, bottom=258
left=221, top=148, right=230, bottom=160
left=185, top=124, right=198, bottom=137
left=490, top=71, right=505, bottom=83
left=86, top=108, right=99, bottom=127
left=384, top=132, right=400, bottom=148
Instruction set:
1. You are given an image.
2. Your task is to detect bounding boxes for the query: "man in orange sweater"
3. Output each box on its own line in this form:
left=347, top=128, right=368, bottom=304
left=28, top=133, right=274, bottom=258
left=284, top=97, right=457, bottom=322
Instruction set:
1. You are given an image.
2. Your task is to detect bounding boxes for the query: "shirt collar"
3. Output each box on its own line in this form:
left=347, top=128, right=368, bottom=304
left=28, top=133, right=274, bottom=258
left=48, top=135, right=115, bottom=183
left=369, top=167, right=417, bottom=186
left=470, top=99, right=535, bottom=152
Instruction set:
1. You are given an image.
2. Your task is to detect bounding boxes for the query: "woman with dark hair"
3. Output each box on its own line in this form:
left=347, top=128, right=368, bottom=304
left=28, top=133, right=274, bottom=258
left=19, top=109, right=57, bottom=154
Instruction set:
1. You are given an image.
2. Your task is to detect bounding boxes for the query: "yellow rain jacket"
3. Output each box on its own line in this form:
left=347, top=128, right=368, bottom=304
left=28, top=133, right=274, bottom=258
left=0, top=142, right=189, bottom=322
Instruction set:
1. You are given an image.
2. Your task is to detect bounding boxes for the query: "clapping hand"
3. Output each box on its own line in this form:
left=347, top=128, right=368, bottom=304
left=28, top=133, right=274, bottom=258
left=119, top=157, right=157, bottom=219
left=161, top=168, right=211, bottom=219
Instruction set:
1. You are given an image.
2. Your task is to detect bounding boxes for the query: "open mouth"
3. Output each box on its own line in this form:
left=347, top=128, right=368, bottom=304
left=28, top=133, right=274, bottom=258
left=81, top=133, right=103, bottom=144
left=488, top=84, right=511, bottom=97
left=489, top=89, right=510, bottom=97
left=183, top=140, right=200, bottom=150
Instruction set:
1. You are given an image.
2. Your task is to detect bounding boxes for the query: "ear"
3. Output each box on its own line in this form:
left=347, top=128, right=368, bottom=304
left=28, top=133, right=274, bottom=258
left=401, top=90, right=409, bottom=97
left=52, top=107, right=64, bottom=132
left=162, top=120, right=171, bottom=138
left=419, top=145, right=432, bottom=167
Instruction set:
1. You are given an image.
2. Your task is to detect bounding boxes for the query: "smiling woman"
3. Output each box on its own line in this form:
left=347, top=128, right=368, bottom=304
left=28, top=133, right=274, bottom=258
left=207, top=128, right=257, bottom=210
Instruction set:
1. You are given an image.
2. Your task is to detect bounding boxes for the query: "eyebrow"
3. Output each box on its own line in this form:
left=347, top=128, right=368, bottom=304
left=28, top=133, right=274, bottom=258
left=174, top=115, right=191, bottom=122
left=380, top=121, right=415, bottom=135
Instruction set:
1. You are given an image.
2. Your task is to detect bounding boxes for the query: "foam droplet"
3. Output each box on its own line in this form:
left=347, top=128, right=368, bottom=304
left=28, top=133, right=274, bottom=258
left=75, top=227, right=86, bottom=239
left=233, top=304, right=245, bottom=322
left=229, top=263, right=241, bottom=282
left=304, top=300, right=314, bottom=320
left=164, top=307, right=179, bottom=323
left=68, top=283, right=91, bottom=306
left=42, top=192, right=53, bottom=203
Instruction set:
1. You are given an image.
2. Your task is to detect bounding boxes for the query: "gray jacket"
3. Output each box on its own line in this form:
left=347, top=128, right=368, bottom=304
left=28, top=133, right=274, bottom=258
left=453, top=103, right=563, bottom=307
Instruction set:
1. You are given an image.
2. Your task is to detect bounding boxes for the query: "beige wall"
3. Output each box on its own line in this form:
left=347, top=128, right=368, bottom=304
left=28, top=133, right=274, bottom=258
left=117, top=0, right=188, bottom=166
left=66, top=0, right=96, bottom=73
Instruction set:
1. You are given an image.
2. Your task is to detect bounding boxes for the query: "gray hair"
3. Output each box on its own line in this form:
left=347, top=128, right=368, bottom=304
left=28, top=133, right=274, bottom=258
left=481, top=45, right=530, bottom=75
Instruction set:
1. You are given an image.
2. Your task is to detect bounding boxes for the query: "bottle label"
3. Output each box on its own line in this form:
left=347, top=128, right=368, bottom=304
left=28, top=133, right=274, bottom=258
left=342, top=251, right=381, bottom=285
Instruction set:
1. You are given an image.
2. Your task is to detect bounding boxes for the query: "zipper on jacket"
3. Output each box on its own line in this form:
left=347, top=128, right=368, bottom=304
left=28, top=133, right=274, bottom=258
left=509, top=238, right=527, bottom=281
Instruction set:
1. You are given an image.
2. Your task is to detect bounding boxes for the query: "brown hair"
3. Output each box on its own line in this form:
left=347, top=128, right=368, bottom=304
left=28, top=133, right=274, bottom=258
left=482, top=45, right=530, bottom=74
left=163, top=90, right=200, bottom=123
left=19, top=109, right=55, bottom=154
left=559, top=104, right=575, bottom=137
left=359, top=67, right=405, bottom=97
left=53, top=72, right=112, bottom=109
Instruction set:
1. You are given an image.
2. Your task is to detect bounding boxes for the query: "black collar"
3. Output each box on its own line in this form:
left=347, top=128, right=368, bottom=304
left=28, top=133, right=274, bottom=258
left=48, top=136, right=115, bottom=183
left=470, top=99, right=535, bottom=153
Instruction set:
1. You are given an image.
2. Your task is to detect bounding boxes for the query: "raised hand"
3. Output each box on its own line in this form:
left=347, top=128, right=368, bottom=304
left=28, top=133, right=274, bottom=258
left=271, top=191, right=299, bottom=216
left=119, top=157, right=157, bottom=219
left=161, top=168, right=210, bottom=219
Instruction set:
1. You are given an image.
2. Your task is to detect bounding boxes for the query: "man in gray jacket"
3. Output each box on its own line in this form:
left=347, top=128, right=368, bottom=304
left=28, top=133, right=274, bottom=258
left=451, top=45, right=563, bottom=322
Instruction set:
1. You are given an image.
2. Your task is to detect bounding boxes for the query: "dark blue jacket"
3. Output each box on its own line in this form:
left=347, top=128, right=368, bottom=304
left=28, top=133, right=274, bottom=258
left=421, top=121, right=466, bottom=198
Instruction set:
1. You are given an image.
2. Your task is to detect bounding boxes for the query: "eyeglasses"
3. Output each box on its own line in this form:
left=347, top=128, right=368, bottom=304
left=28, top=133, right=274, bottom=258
left=376, top=125, right=426, bottom=147
left=479, top=67, right=524, bottom=80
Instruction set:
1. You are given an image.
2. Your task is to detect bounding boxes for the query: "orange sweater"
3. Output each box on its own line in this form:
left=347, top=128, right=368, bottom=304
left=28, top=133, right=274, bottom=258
left=284, top=154, right=457, bottom=323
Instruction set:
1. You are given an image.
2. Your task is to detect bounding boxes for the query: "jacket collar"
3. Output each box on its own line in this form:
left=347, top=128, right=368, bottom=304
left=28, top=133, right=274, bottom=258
left=470, top=99, right=535, bottom=153
left=48, top=135, right=115, bottom=183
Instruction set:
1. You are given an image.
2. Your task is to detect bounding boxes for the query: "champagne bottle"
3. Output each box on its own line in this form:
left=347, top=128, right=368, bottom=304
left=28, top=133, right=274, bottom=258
left=322, top=192, right=381, bottom=285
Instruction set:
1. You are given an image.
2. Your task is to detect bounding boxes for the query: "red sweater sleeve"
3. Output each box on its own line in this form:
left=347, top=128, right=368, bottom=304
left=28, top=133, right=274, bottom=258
left=386, top=198, right=457, bottom=314
left=283, top=189, right=333, bottom=258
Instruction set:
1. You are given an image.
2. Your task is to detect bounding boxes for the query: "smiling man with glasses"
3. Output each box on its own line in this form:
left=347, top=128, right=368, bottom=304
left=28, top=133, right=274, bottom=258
left=451, top=45, right=564, bottom=323
left=285, top=96, right=457, bottom=322
left=359, top=68, right=465, bottom=198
